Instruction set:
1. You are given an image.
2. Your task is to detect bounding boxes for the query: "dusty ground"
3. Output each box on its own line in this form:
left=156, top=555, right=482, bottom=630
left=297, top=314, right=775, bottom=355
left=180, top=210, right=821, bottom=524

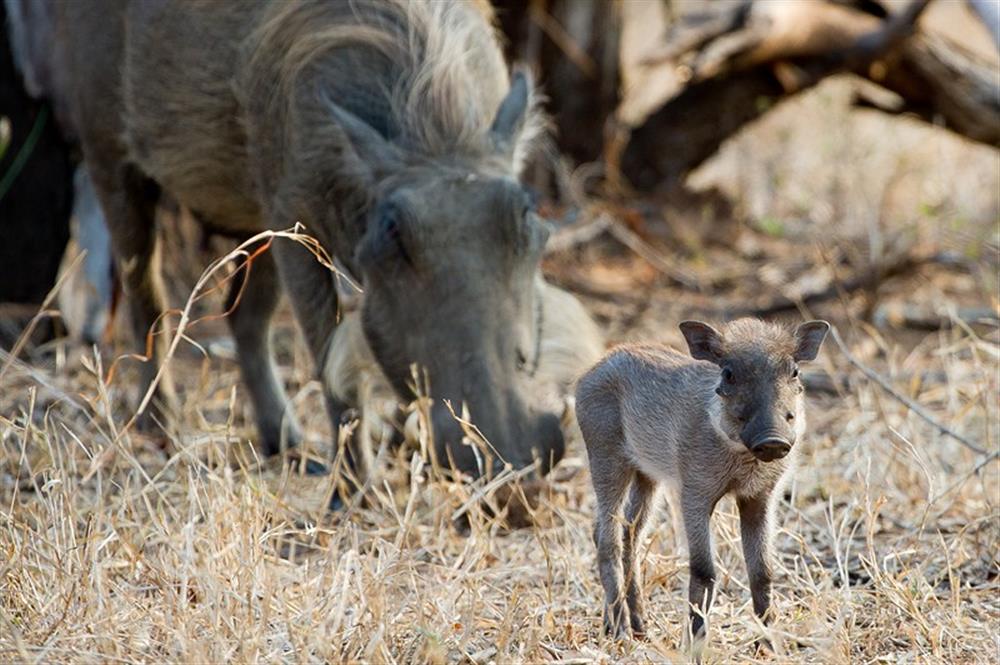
left=1, top=64, right=998, bottom=665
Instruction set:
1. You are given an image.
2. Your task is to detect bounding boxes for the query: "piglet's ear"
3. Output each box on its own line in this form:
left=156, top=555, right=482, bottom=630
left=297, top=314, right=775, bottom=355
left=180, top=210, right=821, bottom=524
left=679, top=321, right=725, bottom=364
left=793, top=320, right=830, bottom=362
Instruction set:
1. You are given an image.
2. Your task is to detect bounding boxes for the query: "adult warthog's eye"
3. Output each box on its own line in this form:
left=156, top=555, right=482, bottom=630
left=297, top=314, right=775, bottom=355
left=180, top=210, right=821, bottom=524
left=722, top=366, right=735, bottom=384
left=364, top=203, right=412, bottom=267
left=384, top=215, right=406, bottom=257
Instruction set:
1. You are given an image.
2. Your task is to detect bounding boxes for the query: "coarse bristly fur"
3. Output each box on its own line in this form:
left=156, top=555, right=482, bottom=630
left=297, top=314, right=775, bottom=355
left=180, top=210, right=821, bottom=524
left=324, top=279, right=605, bottom=447
left=243, top=0, right=545, bottom=175
left=47, top=0, right=576, bottom=495
left=575, top=317, right=829, bottom=657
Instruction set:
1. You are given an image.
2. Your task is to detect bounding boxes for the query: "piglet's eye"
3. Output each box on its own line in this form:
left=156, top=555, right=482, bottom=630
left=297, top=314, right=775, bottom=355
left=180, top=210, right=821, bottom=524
left=791, top=365, right=800, bottom=378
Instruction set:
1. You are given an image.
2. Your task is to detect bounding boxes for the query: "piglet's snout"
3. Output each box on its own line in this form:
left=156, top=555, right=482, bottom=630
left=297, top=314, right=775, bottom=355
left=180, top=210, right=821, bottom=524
left=743, top=415, right=795, bottom=461
left=749, top=435, right=791, bottom=461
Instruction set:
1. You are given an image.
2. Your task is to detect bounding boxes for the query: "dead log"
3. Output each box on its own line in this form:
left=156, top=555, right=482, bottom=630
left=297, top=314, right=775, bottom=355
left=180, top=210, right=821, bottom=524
left=858, top=32, right=1000, bottom=145
left=622, top=0, right=999, bottom=192
left=621, top=63, right=787, bottom=191
left=740, top=249, right=970, bottom=317
left=967, top=0, right=999, bottom=48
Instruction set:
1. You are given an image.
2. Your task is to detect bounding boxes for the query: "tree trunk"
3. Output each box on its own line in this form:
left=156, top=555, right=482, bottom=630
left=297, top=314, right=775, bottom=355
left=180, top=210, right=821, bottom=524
left=621, top=65, right=787, bottom=192
left=494, top=0, right=622, bottom=166
left=620, top=0, right=999, bottom=193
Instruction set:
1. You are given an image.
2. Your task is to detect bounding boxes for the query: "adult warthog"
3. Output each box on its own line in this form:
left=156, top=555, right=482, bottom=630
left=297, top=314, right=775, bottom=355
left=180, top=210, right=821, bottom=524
left=50, top=0, right=596, bottom=498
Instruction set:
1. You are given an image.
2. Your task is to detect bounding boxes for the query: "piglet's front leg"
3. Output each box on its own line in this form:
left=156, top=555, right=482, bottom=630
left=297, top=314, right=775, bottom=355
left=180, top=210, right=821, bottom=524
left=682, top=499, right=716, bottom=655
left=738, top=494, right=775, bottom=651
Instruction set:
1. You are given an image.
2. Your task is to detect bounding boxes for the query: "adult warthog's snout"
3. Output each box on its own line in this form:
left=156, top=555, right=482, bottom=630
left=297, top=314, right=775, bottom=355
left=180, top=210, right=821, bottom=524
left=429, top=399, right=565, bottom=477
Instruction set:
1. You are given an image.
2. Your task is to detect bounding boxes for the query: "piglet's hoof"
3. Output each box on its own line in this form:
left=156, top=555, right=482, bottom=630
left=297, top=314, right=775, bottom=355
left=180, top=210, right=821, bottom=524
left=327, top=482, right=370, bottom=512
left=602, top=604, right=629, bottom=640
left=301, top=459, right=330, bottom=476
left=630, top=616, right=647, bottom=641
left=133, top=401, right=173, bottom=436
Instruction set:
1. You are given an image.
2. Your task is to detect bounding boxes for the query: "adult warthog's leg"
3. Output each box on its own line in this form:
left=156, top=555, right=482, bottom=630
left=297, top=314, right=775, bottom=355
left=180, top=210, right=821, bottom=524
left=271, top=238, right=363, bottom=504
left=226, top=247, right=301, bottom=457
left=88, top=159, right=174, bottom=428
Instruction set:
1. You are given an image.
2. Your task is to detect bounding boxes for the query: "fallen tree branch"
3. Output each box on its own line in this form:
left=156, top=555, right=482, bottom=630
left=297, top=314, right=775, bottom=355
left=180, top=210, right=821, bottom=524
left=543, top=275, right=641, bottom=304
left=545, top=209, right=702, bottom=291
left=743, top=249, right=969, bottom=317
left=802, top=368, right=958, bottom=396
left=545, top=213, right=613, bottom=254
left=605, top=219, right=702, bottom=291
left=873, top=304, right=999, bottom=331
left=928, top=449, right=1000, bottom=504
left=830, top=325, right=987, bottom=455
left=623, top=0, right=999, bottom=192
left=845, top=0, right=932, bottom=62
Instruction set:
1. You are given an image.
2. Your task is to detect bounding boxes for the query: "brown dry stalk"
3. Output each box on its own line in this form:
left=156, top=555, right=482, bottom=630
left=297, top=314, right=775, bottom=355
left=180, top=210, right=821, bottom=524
left=0, top=250, right=85, bottom=384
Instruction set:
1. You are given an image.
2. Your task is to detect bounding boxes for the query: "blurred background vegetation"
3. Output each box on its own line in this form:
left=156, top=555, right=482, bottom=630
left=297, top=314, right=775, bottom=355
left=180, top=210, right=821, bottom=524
left=0, top=1, right=997, bottom=662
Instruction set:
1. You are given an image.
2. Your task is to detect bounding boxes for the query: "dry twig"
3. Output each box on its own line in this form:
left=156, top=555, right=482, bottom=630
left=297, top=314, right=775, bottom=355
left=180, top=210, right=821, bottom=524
left=605, top=218, right=701, bottom=291
left=830, top=325, right=987, bottom=456
left=745, top=250, right=970, bottom=317
left=545, top=213, right=613, bottom=255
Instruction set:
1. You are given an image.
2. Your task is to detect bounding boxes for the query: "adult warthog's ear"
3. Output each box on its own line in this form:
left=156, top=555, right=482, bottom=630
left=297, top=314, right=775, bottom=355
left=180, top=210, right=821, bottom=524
left=680, top=321, right=725, bottom=364
left=793, top=320, right=830, bottom=362
left=327, top=100, right=401, bottom=174
left=490, top=69, right=532, bottom=152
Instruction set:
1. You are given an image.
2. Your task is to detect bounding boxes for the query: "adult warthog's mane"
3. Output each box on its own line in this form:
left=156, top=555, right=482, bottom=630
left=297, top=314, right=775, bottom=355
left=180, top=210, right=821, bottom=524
left=244, top=0, right=543, bottom=171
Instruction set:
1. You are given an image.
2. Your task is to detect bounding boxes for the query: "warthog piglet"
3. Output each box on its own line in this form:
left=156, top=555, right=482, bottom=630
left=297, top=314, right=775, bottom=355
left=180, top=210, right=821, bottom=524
left=575, top=317, right=829, bottom=651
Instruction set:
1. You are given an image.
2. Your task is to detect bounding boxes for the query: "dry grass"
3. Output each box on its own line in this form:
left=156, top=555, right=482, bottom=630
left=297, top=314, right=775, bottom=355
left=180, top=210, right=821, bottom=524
left=1, top=293, right=996, bottom=664
left=2, top=73, right=999, bottom=665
